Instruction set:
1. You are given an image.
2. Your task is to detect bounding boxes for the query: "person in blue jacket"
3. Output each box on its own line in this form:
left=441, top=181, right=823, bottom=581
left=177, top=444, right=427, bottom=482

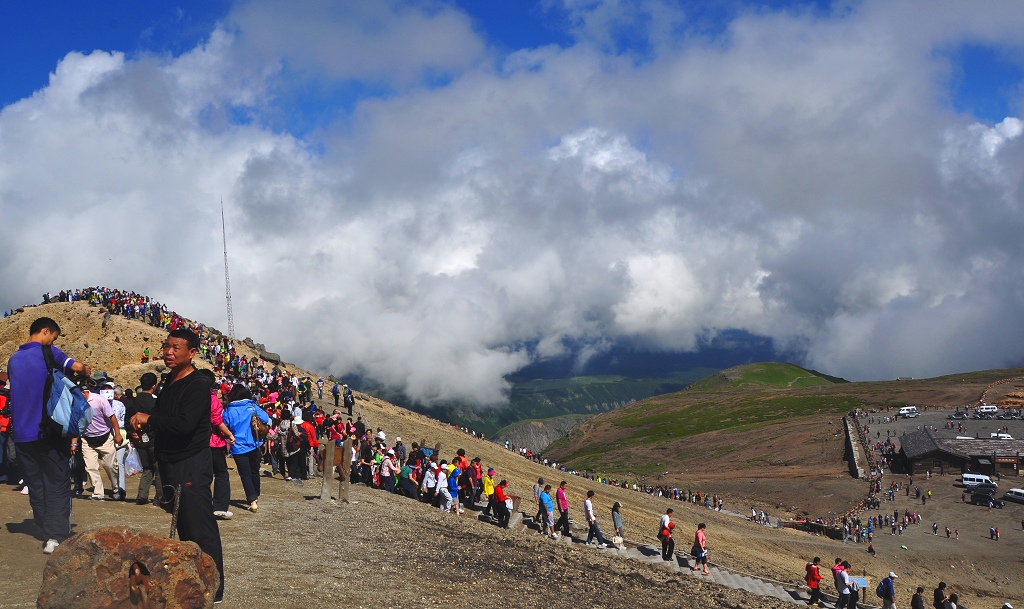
left=222, top=384, right=270, bottom=513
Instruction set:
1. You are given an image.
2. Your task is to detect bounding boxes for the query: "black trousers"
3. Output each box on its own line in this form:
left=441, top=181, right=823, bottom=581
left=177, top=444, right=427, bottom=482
left=808, top=587, right=822, bottom=605
left=211, top=446, right=230, bottom=511
left=661, top=536, right=675, bottom=560
left=159, top=448, right=224, bottom=598
left=232, top=448, right=261, bottom=504
left=494, top=501, right=510, bottom=528
left=135, top=442, right=161, bottom=503
left=556, top=510, right=570, bottom=536
left=16, top=439, right=72, bottom=541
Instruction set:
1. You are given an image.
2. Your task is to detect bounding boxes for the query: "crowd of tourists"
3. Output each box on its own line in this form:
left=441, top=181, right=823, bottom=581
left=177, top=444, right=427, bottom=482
left=802, top=559, right=1013, bottom=609
left=3, top=293, right=1020, bottom=609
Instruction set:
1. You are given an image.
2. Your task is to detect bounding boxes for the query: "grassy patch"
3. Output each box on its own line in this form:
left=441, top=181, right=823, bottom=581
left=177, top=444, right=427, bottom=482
left=608, top=394, right=863, bottom=445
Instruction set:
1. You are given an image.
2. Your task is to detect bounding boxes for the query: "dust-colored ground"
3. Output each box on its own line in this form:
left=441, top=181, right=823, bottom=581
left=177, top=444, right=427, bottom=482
left=2, top=303, right=1024, bottom=607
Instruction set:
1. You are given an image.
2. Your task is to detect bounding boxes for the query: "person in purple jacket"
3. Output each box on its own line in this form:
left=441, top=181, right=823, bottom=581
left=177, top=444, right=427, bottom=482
left=8, top=317, right=92, bottom=555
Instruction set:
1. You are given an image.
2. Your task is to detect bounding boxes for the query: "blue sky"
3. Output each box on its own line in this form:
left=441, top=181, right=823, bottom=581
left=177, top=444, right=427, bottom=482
left=2, top=1, right=1024, bottom=404
left=5, top=1, right=1019, bottom=126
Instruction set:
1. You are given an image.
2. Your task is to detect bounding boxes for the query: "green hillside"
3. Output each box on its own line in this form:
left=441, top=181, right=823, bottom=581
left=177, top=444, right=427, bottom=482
left=689, top=362, right=837, bottom=390
left=544, top=362, right=1024, bottom=476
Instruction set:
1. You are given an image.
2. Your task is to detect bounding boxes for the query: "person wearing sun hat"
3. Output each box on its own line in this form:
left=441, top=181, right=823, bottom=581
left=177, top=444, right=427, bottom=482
left=879, top=571, right=898, bottom=609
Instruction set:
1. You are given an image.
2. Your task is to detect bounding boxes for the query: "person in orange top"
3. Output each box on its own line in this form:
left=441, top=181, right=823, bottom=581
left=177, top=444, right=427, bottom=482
left=805, top=556, right=824, bottom=607
left=298, top=412, right=318, bottom=478
left=493, top=479, right=511, bottom=528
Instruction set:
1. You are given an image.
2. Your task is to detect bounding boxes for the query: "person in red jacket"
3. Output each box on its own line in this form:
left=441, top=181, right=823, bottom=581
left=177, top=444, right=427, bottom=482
left=806, top=556, right=824, bottom=606
left=493, top=480, right=511, bottom=528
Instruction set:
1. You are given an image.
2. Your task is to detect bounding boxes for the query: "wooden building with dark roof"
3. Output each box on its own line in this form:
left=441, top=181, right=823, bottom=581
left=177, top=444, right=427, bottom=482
left=898, top=428, right=1024, bottom=477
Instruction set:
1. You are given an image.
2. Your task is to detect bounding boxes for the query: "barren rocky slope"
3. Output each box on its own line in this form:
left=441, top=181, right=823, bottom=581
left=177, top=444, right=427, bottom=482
left=2, top=301, right=1022, bottom=608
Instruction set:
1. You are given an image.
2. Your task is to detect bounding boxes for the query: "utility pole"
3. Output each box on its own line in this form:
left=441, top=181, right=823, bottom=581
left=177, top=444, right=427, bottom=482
left=221, top=198, right=236, bottom=339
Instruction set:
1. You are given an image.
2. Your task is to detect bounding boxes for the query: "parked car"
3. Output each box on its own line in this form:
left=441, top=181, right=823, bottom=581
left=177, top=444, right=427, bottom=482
left=973, top=482, right=999, bottom=493
left=996, top=413, right=1017, bottom=420
left=1003, top=488, right=1024, bottom=504
left=972, top=413, right=993, bottom=420
left=947, top=412, right=968, bottom=420
left=969, top=492, right=1004, bottom=508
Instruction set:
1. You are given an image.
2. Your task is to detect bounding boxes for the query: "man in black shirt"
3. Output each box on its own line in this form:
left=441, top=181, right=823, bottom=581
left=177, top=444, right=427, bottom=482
left=933, top=582, right=948, bottom=609
left=125, top=372, right=161, bottom=505
left=131, top=330, right=224, bottom=604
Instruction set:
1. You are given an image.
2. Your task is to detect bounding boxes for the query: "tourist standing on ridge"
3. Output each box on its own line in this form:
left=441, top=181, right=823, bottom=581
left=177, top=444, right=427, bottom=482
left=332, top=382, right=340, bottom=409
left=8, top=317, right=92, bottom=554
left=659, top=508, right=676, bottom=561
left=131, top=329, right=225, bottom=604
left=343, top=384, right=354, bottom=416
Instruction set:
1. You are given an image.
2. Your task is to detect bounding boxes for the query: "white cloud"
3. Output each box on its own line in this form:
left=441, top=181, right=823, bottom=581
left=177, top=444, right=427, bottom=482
left=3, top=0, right=1024, bottom=406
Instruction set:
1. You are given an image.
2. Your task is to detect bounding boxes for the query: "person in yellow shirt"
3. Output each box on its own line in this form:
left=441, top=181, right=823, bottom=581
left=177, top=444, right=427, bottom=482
left=482, top=468, right=496, bottom=517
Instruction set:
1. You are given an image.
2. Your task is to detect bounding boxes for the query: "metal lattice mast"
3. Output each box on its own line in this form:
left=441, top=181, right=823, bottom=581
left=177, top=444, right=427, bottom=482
left=221, top=198, right=236, bottom=339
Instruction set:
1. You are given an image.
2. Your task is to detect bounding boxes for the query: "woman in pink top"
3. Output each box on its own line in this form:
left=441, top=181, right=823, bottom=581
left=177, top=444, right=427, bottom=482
left=692, top=522, right=710, bottom=574
left=208, top=381, right=235, bottom=519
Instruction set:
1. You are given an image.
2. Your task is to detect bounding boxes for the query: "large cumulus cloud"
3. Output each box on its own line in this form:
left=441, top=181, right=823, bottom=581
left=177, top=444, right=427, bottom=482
left=2, top=0, right=1024, bottom=404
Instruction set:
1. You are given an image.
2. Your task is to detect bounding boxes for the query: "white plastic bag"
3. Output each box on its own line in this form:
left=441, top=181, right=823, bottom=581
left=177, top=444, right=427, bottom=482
left=124, top=446, right=143, bottom=476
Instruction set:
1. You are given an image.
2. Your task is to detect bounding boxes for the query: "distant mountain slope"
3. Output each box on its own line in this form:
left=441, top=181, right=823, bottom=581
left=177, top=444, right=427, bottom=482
left=544, top=362, right=1024, bottom=479
left=492, top=414, right=591, bottom=452
left=363, top=369, right=720, bottom=437
left=689, top=362, right=840, bottom=390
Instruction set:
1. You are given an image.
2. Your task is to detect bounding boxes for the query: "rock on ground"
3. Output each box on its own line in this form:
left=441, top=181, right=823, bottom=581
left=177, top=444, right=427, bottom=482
left=38, top=525, right=219, bottom=609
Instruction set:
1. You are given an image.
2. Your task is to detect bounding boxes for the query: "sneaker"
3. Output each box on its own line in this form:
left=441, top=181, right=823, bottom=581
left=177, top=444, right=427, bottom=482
left=43, top=539, right=59, bottom=555
left=90, top=494, right=105, bottom=500
left=248, top=500, right=258, bottom=513
left=136, top=498, right=149, bottom=505
left=598, top=543, right=608, bottom=548
left=214, top=510, right=234, bottom=520
left=20, top=486, right=29, bottom=495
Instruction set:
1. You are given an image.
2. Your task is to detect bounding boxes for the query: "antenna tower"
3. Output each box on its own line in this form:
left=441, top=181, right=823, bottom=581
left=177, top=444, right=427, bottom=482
left=221, top=198, right=236, bottom=339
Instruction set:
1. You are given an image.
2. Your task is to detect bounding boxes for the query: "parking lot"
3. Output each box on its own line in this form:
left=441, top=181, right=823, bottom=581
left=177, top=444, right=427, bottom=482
left=865, top=406, right=1024, bottom=500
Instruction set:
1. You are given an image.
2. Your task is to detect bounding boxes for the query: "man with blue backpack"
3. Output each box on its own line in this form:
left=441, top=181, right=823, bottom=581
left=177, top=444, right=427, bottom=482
left=7, top=317, right=93, bottom=555
left=877, top=571, right=899, bottom=609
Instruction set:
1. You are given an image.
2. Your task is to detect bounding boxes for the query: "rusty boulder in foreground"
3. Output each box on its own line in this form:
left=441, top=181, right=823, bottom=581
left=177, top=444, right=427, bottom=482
left=38, top=525, right=219, bottom=609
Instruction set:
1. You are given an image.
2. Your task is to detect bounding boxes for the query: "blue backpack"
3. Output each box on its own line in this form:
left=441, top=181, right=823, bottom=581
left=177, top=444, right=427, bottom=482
left=40, top=345, right=93, bottom=438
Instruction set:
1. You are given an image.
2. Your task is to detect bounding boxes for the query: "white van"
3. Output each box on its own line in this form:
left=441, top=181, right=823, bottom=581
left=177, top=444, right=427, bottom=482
left=1004, top=489, right=1024, bottom=504
left=962, top=472, right=995, bottom=488
left=990, top=432, right=1014, bottom=440
left=977, top=404, right=998, bottom=414
left=898, top=406, right=920, bottom=418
